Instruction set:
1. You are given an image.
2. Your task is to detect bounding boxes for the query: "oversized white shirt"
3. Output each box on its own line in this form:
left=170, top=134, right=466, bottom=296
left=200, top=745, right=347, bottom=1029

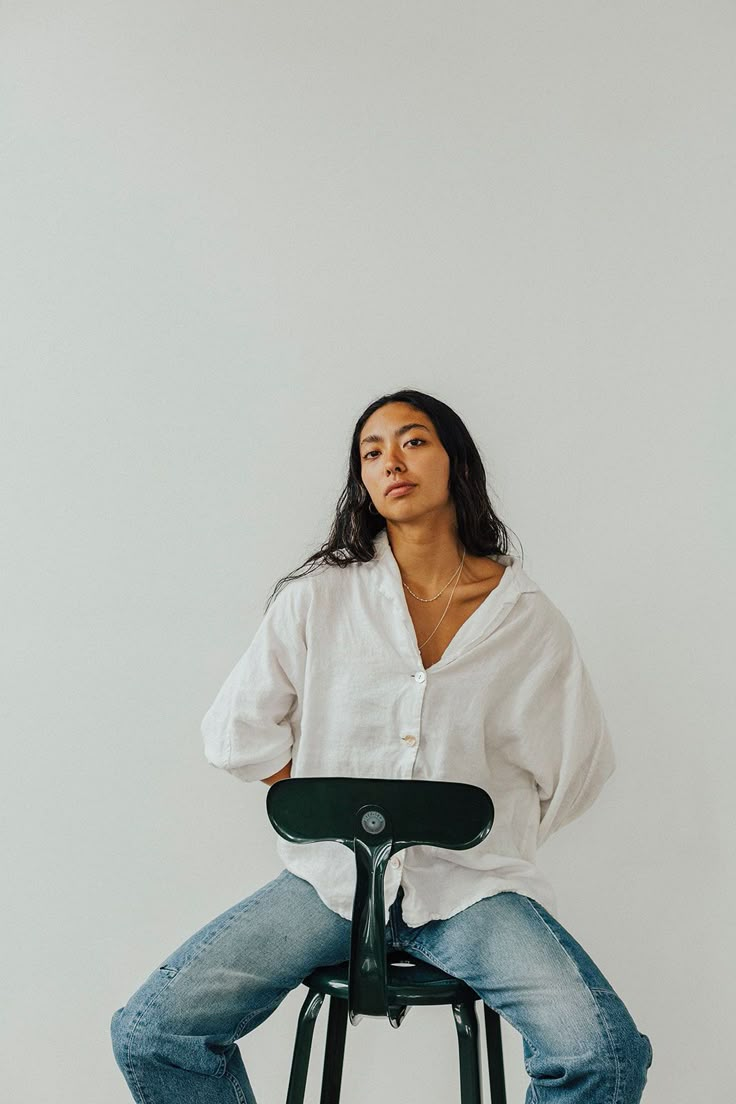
left=202, top=528, right=616, bottom=926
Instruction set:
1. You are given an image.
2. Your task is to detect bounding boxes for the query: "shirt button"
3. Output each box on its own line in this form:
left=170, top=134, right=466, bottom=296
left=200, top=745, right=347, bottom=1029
left=390, top=856, right=401, bottom=869
left=414, top=671, right=426, bottom=683
left=401, top=734, right=417, bottom=746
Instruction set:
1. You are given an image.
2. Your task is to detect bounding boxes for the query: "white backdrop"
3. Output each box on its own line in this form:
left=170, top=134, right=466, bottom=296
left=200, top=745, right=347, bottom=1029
left=2, top=3, right=733, bottom=1101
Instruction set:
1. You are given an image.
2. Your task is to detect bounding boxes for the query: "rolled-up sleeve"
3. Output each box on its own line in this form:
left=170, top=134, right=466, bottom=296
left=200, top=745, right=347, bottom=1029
left=201, top=581, right=309, bottom=783
left=514, top=607, right=616, bottom=847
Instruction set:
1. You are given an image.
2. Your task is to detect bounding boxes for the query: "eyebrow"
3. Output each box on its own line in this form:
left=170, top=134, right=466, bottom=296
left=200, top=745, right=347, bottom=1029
left=360, top=422, right=431, bottom=448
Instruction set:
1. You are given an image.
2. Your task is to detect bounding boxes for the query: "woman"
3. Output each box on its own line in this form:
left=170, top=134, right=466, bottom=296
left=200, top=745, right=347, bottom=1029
left=111, top=388, right=653, bottom=1103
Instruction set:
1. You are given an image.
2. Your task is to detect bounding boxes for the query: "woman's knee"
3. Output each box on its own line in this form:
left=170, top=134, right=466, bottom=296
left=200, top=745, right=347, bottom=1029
left=110, top=1005, right=128, bottom=1069
left=611, top=1029, right=652, bottom=1102
left=524, top=1031, right=650, bottom=1102
left=110, top=969, right=189, bottom=1071
left=639, top=1031, right=653, bottom=1068
left=110, top=1000, right=157, bottom=1078
left=523, top=993, right=651, bottom=1097
left=630, top=1030, right=653, bottom=1091
left=110, top=985, right=228, bottom=1081
left=110, top=985, right=157, bottom=1074
left=594, top=1002, right=653, bottom=1100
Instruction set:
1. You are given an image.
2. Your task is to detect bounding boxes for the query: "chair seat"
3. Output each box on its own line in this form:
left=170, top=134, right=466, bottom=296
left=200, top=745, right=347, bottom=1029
left=302, top=950, right=479, bottom=1006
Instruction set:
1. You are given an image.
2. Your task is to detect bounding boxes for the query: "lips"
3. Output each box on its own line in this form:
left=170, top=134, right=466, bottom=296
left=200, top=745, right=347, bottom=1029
left=385, top=482, right=416, bottom=496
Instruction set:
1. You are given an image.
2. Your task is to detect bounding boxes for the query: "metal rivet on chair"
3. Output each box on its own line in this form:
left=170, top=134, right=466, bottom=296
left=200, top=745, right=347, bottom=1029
left=361, top=810, right=386, bottom=834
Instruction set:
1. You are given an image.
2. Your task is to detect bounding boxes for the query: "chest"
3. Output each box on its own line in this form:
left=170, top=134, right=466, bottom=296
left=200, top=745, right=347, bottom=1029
left=405, top=563, right=507, bottom=669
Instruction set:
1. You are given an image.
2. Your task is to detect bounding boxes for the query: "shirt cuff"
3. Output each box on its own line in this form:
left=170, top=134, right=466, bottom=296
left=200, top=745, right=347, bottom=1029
left=223, top=750, right=293, bottom=783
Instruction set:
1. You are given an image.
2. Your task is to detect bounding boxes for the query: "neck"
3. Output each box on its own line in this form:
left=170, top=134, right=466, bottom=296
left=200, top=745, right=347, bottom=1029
left=385, top=520, right=464, bottom=592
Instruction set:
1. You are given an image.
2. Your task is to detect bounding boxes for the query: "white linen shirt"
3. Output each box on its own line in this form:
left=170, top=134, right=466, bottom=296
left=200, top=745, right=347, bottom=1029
left=202, top=528, right=616, bottom=926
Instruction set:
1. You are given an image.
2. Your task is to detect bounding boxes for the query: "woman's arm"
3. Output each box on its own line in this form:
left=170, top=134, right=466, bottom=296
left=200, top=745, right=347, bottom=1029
left=508, top=602, right=616, bottom=847
left=202, top=580, right=309, bottom=784
left=535, top=628, right=615, bottom=845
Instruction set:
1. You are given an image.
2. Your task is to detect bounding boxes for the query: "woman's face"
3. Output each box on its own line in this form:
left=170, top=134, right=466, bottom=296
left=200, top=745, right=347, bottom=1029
left=358, top=402, right=454, bottom=522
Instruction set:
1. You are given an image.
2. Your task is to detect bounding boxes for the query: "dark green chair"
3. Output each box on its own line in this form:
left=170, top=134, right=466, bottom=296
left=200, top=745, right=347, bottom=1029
left=266, top=777, right=507, bottom=1104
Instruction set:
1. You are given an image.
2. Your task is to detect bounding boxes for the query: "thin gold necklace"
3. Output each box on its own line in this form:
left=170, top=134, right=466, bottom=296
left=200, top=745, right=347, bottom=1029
left=402, top=549, right=464, bottom=602
left=402, top=548, right=466, bottom=651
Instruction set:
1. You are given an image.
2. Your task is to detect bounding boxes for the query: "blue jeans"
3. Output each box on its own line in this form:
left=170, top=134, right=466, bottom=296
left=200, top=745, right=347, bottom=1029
left=111, top=869, right=653, bottom=1103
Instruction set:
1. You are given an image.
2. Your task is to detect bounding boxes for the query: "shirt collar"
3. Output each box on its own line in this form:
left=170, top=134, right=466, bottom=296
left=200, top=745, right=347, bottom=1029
left=368, top=527, right=538, bottom=667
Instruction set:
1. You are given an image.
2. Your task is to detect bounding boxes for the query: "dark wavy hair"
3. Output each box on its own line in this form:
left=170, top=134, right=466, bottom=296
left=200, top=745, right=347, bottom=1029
left=264, top=388, right=521, bottom=612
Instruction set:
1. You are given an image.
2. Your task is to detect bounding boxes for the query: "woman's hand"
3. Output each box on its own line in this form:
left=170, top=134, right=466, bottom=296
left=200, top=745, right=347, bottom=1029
left=260, top=760, right=292, bottom=786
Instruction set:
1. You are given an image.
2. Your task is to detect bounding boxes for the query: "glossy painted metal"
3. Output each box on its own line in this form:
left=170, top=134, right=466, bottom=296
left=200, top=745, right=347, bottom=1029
left=267, top=777, right=507, bottom=1104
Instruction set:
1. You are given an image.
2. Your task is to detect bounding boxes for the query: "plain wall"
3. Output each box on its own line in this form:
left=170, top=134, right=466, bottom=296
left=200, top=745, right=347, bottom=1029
left=2, top=3, right=733, bottom=1100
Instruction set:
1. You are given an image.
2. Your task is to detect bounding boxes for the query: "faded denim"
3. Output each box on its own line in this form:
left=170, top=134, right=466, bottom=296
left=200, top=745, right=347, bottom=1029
left=111, top=869, right=653, bottom=1103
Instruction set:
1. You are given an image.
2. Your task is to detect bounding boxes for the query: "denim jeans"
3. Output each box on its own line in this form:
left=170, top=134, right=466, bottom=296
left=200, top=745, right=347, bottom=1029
left=111, top=869, right=653, bottom=1103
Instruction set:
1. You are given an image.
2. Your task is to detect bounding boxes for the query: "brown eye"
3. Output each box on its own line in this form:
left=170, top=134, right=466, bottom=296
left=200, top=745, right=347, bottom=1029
left=364, top=438, right=424, bottom=460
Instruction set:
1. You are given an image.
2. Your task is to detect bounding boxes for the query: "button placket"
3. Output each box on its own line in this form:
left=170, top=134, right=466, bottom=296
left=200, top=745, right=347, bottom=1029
left=399, top=667, right=425, bottom=772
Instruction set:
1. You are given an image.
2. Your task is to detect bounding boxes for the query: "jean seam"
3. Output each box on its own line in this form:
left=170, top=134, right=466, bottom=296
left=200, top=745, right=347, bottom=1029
left=224, top=1069, right=248, bottom=1104
left=124, top=871, right=290, bottom=1095
left=122, top=974, right=178, bottom=1104
left=586, top=993, right=623, bottom=1104
left=521, top=898, right=622, bottom=1104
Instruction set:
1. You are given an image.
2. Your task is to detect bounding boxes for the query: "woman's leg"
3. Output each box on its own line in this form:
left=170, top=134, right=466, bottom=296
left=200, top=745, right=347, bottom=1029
left=110, top=869, right=353, bottom=1104
left=397, top=891, right=653, bottom=1104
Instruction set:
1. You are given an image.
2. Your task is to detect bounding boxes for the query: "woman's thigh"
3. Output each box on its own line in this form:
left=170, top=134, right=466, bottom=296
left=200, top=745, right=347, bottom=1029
left=111, top=868, right=353, bottom=1066
left=398, top=891, right=652, bottom=1101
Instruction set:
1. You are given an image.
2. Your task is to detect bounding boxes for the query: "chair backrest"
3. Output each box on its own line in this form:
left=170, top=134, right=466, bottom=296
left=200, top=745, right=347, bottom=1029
left=266, top=777, right=494, bottom=1026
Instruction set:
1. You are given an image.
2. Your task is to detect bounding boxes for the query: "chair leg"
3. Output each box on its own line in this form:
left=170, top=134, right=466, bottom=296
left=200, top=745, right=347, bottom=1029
left=452, top=1001, right=482, bottom=1104
left=285, top=989, right=325, bottom=1104
left=482, top=1004, right=507, bottom=1104
left=319, top=996, right=349, bottom=1104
